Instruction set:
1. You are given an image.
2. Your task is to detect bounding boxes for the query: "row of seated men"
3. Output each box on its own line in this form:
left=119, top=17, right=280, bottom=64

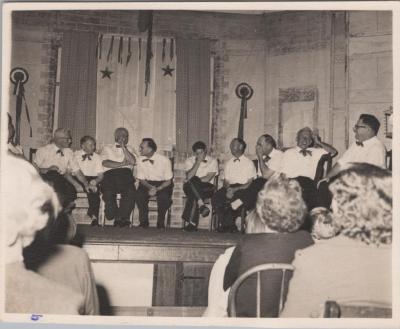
left=4, top=152, right=391, bottom=317
left=8, top=113, right=387, bottom=233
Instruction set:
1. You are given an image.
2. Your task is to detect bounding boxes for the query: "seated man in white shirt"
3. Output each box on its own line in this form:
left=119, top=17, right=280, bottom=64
left=100, top=127, right=137, bottom=228
left=136, top=138, right=173, bottom=229
left=74, top=136, right=104, bottom=226
left=235, top=134, right=284, bottom=212
left=280, top=127, right=337, bottom=212
left=212, top=138, right=256, bottom=233
left=318, top=113, right=387, bottom=208
left=34, top=128, right=91, bottom=213
left=182, top=141, right=219, bottom=232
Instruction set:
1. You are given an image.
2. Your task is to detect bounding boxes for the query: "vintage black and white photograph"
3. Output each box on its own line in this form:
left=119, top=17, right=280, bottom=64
left=1, top=1, right=399, bottom=326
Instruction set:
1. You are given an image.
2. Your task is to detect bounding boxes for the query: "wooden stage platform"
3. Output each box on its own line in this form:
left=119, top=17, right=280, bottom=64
left=77, top=225, right=241, bottom=316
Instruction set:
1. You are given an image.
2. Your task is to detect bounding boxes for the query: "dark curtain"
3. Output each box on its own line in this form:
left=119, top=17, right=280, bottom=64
left=58, top=31, right=98, bottom=150
left=176, top=39, right=211, bottom=153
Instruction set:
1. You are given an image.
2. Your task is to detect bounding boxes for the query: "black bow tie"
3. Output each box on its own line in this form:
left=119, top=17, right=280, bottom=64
left=143, top=158, right=154, bottom=164
left=56, top=149, right=64, bottom=157
left=263, top=155, right=271, bottom=162
left=202, top=160, right=208, bottom=163
left=82, top=154, right=93, bottom=161
left=233, top=158, right=240, bottom=162
left=116, top=144, right=122, bottom=148
left=356, top=141, right=364, bottom=147
left=299, top=149, right=312, bottom=157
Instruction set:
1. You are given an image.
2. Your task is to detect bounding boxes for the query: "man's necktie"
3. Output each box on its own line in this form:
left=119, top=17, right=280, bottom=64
left=299, top=149, right=312, bottom=157
left=356, top=141, right=364, bottom=147
left=233, top=158, right=240, bottom=162
left=116, top=144, right=122, bottom=148
left=56, top=149, right=64, bottom=157
left=143, top=158, right=154, bottom=164
left=82, top=154, right=93, bottom=161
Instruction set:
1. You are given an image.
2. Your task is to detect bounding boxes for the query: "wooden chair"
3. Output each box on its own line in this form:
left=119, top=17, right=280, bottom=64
left=228, top=263, right=295, bottom=317
left=323, top=300, right=392, bottom=318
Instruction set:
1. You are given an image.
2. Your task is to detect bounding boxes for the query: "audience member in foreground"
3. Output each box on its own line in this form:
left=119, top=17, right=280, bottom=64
left=3, top=155, right=84, bottom=314
left=281, top=163, right=392, bottom=317
left=309, top=207, right=338, bottom=240
left=216, top=175, right=314, bottom=317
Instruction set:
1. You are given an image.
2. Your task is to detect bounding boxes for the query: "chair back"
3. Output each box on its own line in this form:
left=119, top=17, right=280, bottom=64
left=228, top=263, right=294, bottom=317
left=323, top=300, right=392, bottom=318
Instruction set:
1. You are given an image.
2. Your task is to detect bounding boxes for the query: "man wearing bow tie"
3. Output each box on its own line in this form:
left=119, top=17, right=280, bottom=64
left=182, top=141, right=219, bottom=232
left=136, top=138, right=173, bottom=229
left=212, top=138, right=256, bottom=233
left=317, top=114, right=387, bottom=208
left=35, top=128, right=90, bottom=213
left=280, top=127, right=337, bottom=213
left=100, top=127, right=137, bottom=227
left=74, top=136, right=104, bottom=226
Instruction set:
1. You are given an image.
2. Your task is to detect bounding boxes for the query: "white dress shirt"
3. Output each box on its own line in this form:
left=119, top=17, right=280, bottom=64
left=224, top=154, right=257, bottom=185
left=35, top=143, right=79, bottom=175
left=100, top=144, right=136, bottom=172
left=185, top=155, right=219, bottom=178
left=136, top=153, right=173, bottom=181
left=256, top=148, right=284, bottom=177
left=74, top=150, right=104, bottom=177
left=338, top=136, right=387, bottom=169
left=280, top=146, right=328, bottom=180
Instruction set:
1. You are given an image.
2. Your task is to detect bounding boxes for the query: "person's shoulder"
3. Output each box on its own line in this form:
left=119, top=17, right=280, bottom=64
left=74, top=149, right=84, bottom=156
left=53, top=244, right=91, bottom=264
left=156, top=152, right=170, bottom=162
left=37, top=143, right=53, bottom=151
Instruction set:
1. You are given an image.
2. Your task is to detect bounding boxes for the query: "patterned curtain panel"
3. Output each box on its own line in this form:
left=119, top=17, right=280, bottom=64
left=58, top=31, right=98, bottom=150
left=176, top=39, right=211, bottom=153
left=96, top=34, right=176, bottom=152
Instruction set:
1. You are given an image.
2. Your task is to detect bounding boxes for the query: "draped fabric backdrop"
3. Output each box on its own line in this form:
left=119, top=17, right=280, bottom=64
left=58, top=31, right=98, bottom=150
left=96, top=34, right=176, bottom=152
left=176, top=39, right=211, bottom=153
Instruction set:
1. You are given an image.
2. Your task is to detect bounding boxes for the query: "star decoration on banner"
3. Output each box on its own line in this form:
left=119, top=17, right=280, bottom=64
left=162, top=65, right=175, bottom=77
left=100, top=67, right=113, bottom=79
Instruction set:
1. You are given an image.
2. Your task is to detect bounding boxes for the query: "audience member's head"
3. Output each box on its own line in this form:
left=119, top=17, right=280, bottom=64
left=80, top=135, right=96, bottom=154
left=296, top=127, right=314, bottom=150
left=114, top=127, right=129, bottom=145
left=256, top=174, right=307, bottom=233
left=53, top=128, right=72, bottom=149
left=256, top=134, right=277, bottom=156
left=310, top=207, right=338, bottom=240
left=329, top=163, right=391, bottom=245
left=230, top=138, right=246, bottom=157
left=3, top=155, right=60, bottom=263
left=139, top=138, right=157, bottom=157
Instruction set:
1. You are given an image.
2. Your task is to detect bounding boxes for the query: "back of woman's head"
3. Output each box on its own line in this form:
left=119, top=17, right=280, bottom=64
left=256, top=174, right=307, bottom=233
left=329, top=163, right=392, bottom=245
left=2, top=155, right=60, bottom=250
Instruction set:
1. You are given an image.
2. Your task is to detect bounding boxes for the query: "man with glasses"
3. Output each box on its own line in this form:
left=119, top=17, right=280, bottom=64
left=318, top=113, right=387, bottom=207
left=34, top=128, right=91, bottom=214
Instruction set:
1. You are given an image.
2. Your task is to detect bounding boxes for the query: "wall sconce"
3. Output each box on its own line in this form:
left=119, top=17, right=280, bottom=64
left=384, top=106, right=393, bottom=139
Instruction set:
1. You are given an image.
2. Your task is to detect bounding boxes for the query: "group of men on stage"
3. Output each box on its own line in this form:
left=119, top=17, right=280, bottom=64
left=12, top=112, right=386, bottom=233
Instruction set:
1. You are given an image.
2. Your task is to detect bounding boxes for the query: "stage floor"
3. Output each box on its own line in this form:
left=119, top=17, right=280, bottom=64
left=77, top=224, right=241, bottom=248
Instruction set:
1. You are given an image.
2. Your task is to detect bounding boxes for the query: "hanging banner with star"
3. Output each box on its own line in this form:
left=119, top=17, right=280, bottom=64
left=96, top=34, right=177, bottom=151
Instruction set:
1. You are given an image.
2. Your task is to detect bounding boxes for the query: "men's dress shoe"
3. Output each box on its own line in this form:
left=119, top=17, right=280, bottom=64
left=199, top=205, right=210, bottom=217
left=157, top=223, right=165, bottom=229
left=113, top=219, right=123, bottom=227
left=184, top=223, right=198, bottom=232
left=120, top=219, right=131, bottom=228
left=230, top=226, right=239, bottom=233
left=138, top=222, right=149, bottom=229
left=90, top=218, right=99, bottom=227
left=217, top=226, right=228, bottom=233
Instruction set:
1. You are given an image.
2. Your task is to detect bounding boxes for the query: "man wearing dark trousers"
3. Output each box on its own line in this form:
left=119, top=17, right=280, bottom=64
left=235, top=134, right=284, bottom=211
left=212, top=138, right=256, bottom=233
left=182, top=141, right=219, bottom=232
left=135, top=138, right=173, bottom=229
left=100, top=127, right=137, bottom=228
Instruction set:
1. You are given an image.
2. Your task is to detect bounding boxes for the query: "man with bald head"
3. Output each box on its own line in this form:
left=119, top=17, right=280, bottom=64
left=35, top=128, right=91, bottom=213
left=100, top=127, right=137, bottom=227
